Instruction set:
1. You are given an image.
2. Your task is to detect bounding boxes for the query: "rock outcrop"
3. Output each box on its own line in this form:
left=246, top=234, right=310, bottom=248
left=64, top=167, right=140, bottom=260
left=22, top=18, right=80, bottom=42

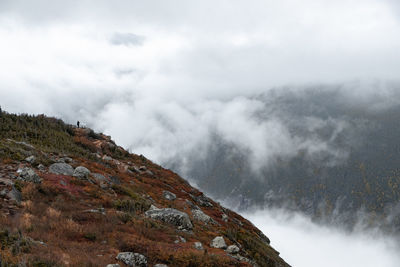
left=145, top=207, right=193, bottom=231
left=49, top=163, right=74, bottom=176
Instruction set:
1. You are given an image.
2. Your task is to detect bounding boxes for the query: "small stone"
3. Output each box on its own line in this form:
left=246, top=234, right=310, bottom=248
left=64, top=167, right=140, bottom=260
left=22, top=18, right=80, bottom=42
left=106, top=264, right=120, bottom=267
left=163, top=191, right=176, bottom=201
left=59, top=180, right=67, bottom=186
left=116, top=252, right=147, bottom=267
left=174, top=236, right=186, bottom=243
left=222, top=214, right=229, bottom=222
left=73, top=166, right=91, bottom=180
left=37, top=164, right=46, bottom=171
left=210, top=236, right=227, bottom=249
left=24, top=155, right=35, bottom=164
left=226, top=245, right=240, bottom=254
left=193, top=242, right=204, bottom=250
left=154, top=264, right=168, bottom=267
left=103, top=155, right=113, bottom=161
left=138, top=166, right=147, bottom=171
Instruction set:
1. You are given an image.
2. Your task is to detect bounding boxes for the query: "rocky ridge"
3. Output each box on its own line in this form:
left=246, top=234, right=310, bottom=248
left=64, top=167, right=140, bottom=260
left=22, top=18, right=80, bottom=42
left=0, top=112, right=289, bottom=266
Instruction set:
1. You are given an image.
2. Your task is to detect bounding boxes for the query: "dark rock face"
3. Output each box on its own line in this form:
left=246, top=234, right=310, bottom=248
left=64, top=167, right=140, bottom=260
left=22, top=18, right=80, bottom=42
left=145, top=208, right=193, bottom=231
left=49, top=163, right=74, bottom=176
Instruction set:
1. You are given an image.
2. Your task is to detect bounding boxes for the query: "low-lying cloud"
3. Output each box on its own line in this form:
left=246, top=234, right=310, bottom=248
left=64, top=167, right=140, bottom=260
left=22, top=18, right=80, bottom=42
left=243, top=208, right=400, bottom=267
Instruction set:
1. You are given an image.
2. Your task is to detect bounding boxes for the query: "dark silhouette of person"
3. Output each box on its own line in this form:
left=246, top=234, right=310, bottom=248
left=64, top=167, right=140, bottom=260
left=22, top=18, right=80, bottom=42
left=77, top=121, right=80, bottom=128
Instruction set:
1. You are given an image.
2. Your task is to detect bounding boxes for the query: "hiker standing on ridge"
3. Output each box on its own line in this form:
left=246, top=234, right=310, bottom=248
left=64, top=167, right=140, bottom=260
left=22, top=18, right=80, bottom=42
left=77, top=121, right=80, bottom=128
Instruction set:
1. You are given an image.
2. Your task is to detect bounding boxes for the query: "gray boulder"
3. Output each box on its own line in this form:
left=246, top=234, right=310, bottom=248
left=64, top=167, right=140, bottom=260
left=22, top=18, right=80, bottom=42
left=145, top=208, right=193, bottom=231
left=49, top=163, right=74, bottom=176
left=73, top=166, right=91, bottom=180
left=193, top=242, right=204, bottom=250
left=226, top=245, right=240, bottom=254
left=116, top=252, right=147, bottom=267
left=210, top=236, right=227, bottom=249
left=17, top=168, right=41, bottom=183
left=191, top=208, right=211, bottom=224
left=163, top=191, right=176, bottom=201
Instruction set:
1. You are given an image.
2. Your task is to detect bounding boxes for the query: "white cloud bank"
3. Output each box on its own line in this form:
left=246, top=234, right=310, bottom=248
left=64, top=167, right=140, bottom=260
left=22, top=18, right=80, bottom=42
left=243, top=208, right=400, bottom=267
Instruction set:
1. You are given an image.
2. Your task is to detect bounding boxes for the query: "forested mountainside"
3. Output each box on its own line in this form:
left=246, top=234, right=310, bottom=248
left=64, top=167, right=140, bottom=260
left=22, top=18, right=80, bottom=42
left=170, top=88, right=400, bottom=232
left=0, top=111, right=289, bottom=267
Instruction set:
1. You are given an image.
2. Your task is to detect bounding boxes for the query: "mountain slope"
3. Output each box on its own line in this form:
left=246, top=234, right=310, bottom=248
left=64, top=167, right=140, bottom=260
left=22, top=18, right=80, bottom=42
left=0, top=111, right=289, bottom=267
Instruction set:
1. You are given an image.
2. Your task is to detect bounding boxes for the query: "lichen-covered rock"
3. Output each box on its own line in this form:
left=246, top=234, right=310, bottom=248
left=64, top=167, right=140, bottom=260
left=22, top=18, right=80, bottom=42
left=49, top=163, right=74, bottom=176
left=73, top=166, right=91, bottom=180
left=163, top=191, right=176, bottom=201
left=191, top=208, right=211, bottom=224
left=210, top=236, right=227, bottom=249
left=17, top=167, right=41, bottom=183
left=145, top=208, right=193, bottom=231
left=226, top=245, right=240, bottom=254
left=116, top=252, right=147, bottom=267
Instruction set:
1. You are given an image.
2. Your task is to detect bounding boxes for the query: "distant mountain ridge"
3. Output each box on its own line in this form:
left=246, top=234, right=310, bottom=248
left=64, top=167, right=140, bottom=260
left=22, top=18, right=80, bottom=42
left=168, top=88, right=400, bottom=233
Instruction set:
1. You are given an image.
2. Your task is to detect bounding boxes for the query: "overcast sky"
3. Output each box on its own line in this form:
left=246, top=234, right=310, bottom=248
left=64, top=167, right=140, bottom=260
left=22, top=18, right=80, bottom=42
left=0, top=0, right=399, bottom=164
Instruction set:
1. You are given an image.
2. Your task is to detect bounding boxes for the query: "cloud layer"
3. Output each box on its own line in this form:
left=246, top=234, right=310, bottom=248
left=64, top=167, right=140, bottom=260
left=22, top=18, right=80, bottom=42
left=243, top=208, right=400, bottom=267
